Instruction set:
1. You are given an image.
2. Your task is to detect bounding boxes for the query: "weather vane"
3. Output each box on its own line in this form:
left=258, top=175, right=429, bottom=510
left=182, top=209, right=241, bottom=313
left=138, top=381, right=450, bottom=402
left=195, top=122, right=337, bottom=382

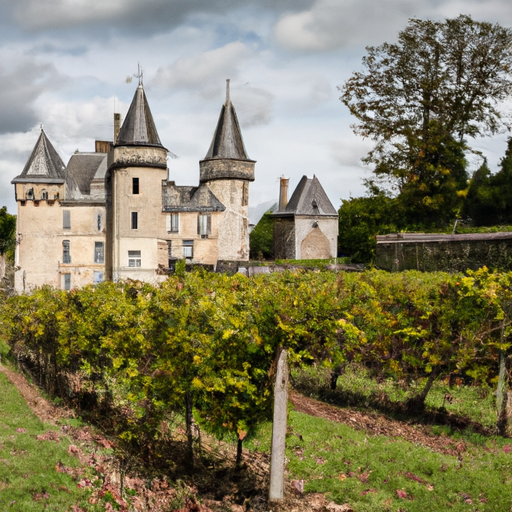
left=136, top=63, right=143, bottom=86
left=126, top=63, right=143, bottom=85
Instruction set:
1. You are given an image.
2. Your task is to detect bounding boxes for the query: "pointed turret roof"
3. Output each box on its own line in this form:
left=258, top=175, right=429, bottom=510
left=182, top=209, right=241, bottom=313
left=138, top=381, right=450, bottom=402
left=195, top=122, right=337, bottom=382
left=12, top=128, right=66, bottom=184
left=204, top=80, right=250, bottom=160
left=278, top=175, right=338, bottom=216
left=116, top=84, right=163, bottom=147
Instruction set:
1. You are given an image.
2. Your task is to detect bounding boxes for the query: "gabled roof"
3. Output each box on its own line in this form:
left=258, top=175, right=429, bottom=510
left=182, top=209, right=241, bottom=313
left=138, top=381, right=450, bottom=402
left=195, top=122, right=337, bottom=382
left=12, top=129, right=66, bottom=184
left=116, top=84, right=163, bottom=147
left=204, top=80, right=250, bottom=161
left=278, top=175, right=337, bottom=217
left=64, top=168, right=83, bottom=201
left=162, top=182, right=225, bottom=212
left=66, top=153, right=107, bottom=195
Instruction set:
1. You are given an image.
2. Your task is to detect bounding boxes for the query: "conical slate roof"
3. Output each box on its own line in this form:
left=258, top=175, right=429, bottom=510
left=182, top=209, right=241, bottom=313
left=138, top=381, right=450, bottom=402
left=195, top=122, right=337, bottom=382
left=12, top=129, right=66, bottom=183
left=204, top=80, right=249, bottom=160
left=116, top=84, right=162, bottom=147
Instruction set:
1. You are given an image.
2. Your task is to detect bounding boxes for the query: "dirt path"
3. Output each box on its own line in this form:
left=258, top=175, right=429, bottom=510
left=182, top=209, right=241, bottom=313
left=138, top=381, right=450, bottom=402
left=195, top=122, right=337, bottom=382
left=0, top=363, right=73, bottom=424
left=289, top=390, right=463, bottom=456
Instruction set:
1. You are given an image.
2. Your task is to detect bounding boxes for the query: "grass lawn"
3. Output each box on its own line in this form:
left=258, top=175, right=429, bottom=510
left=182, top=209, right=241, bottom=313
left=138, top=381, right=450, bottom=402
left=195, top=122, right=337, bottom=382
left=247, top=408, right=512, bottom=511
left=0, top=370, right=100, bottom=511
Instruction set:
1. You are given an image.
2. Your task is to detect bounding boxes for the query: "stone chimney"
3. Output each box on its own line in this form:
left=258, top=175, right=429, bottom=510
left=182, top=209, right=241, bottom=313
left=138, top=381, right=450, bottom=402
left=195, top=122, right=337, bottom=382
left=114, top=113, right=121, bottom=144
left=279, top=177, right=289, bottom=211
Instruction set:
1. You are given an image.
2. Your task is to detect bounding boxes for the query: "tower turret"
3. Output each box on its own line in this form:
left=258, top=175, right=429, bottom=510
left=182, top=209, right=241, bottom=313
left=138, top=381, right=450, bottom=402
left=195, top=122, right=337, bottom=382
left=200, top=79, right=255, bottom=183
left=105, top=80, right=169, bottom=281
left=200, top=80, right=256, bottom=268
left=110, top=81, right=167, bottom=171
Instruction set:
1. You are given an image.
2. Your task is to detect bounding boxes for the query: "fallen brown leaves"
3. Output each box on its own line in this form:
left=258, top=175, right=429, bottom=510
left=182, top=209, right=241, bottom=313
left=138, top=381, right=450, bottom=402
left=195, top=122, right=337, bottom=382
left=289, top=390, right=468, bottom=456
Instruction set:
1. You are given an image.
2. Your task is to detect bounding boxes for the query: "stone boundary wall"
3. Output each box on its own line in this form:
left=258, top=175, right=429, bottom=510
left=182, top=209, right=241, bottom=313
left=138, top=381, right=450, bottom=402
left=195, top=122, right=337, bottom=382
left=376, top=233, right=512, bottom=272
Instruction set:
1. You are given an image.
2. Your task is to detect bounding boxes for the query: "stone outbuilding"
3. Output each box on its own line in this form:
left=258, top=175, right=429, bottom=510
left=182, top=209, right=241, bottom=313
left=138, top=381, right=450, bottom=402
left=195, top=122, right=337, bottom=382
left=273, top=175, right=338, bottom=260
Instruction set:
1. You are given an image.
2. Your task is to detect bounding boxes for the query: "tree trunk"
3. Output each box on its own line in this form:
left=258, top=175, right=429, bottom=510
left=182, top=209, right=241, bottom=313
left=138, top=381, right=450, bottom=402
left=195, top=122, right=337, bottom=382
left=236, top=436, right=243, bottom=468
left=185, top=392, right=194, bottom=468
left=496, top=350, right=512, bottom=436
left=405, top=369, right=438, bottom=413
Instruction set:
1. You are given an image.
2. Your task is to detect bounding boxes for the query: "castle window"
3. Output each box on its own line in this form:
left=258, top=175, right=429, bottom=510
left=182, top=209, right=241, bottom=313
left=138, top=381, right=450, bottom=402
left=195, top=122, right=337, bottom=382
left=197, top=213, right=211, bottom=238
left=97, top=213, right=102, bottom=231
left=62, top=240, right=71, bottom=263
left=128, top=250, right=141, bottom=267
left=26, top=189, right=34, bottom=200
left=63, top=273, right=71, bottom=290
left=183, top=240, right=193, bottom=259
left=94, top=242, right=104, bottom=264
left=63, top=210, right=71, bottom=229
left=41, top=190, right=48, bottom=200
left=132, top=177, right=139, bottom=195
left=131, top=212, right=138, bottom=229
left=167, top=212, right=179, bottom=233
left=167, top=241, right=174, bottom=269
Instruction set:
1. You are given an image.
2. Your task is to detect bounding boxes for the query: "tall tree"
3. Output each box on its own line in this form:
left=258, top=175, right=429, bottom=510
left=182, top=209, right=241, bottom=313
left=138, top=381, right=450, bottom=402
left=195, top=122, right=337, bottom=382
left=464, top=138, right=512, bottom=226
left=463, top=159, right=494, bottom=226
left=341, top=15, right=512, bottom=226
left=0, top=207, right=16, bottom=263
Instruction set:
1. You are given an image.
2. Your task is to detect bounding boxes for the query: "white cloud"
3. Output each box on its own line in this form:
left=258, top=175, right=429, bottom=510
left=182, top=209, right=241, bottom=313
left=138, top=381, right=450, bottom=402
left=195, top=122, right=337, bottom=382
left=35, top=96, right=127, bottom=151
left=0, top=60, right=62, bottom=133
left=153, top=42, right=254, bottom=98
left=13, top=0, right=134, bottom=29
left=273, top=0, right=416, bottom=51
left=273, top=0, right=512, bottom=52
left=231, top=85, right=274, bottom=127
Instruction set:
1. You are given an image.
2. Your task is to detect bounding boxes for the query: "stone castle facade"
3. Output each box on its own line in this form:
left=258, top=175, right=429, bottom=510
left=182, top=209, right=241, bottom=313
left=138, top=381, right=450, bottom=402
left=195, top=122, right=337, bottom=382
left=12, top=79, right=255, bottom=292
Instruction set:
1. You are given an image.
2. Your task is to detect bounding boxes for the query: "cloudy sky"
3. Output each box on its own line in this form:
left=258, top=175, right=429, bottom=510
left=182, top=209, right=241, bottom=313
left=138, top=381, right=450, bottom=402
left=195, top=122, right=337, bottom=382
left=1, top=0, right=512, bottom=218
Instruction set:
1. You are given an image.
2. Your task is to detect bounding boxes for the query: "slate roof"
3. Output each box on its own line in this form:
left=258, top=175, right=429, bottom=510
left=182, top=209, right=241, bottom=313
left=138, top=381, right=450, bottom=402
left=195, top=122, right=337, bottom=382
left=66, top=153, right=107, bottom=195
left=204, top=80, right=250, bottom=161
left=63, top=169, right=83, bottom=201
left=162, top=182, right=225, bottom=212
left=116, top=84, right=163, bottom=147
left=276, top=175, right=337, bottom=217
left=12, top=129, right=66, bottom=184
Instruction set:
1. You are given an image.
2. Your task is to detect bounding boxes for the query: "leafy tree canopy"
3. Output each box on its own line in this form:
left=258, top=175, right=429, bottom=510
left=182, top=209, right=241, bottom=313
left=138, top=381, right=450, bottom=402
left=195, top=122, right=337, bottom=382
left=341, top=15, right=512, bottom=226
left=249, top=208, right=275, bottom=260
left=464, top=137, right=512, bottom=226
left=0, top=207, right=16, bottom=263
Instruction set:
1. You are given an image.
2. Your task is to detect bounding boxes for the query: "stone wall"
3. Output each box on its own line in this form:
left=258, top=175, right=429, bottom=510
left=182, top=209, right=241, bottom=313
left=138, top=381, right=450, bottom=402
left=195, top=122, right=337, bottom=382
left=376, top=233, right=512, bottom=272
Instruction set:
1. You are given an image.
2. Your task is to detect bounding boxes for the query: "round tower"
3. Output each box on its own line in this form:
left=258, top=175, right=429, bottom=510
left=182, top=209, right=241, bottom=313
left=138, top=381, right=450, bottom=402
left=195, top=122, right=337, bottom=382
left=105, top=80, right=169, bottom=281
left=199, top=80, right=256, bottom=269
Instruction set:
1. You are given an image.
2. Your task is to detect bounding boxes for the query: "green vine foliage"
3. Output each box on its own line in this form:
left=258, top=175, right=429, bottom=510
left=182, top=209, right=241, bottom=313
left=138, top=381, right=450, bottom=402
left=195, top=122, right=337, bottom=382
left=3, top=268, right=512, bottom=456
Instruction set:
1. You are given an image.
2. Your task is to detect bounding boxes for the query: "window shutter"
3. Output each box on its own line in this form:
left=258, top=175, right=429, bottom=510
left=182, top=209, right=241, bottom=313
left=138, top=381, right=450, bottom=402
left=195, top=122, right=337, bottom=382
left=63, top=210, right=71, bottom=229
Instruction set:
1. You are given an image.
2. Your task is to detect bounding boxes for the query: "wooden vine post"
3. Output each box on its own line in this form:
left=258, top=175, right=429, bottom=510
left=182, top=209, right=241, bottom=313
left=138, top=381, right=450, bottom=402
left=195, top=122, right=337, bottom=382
left=269, top=348, right=289, bottom=501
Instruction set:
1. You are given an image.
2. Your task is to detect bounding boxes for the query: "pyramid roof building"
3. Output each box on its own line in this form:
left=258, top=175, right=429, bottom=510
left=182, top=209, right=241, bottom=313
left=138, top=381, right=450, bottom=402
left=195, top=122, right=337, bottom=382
left=276, top=175, right=337, bottom=216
